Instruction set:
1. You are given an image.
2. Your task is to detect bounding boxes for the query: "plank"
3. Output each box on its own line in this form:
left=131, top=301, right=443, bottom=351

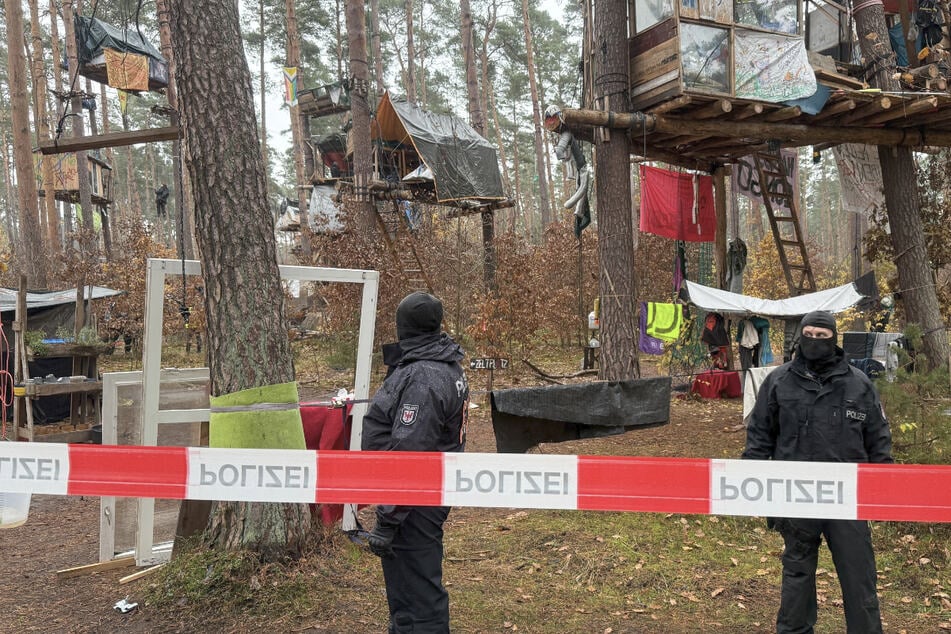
left=119, top=563, right=167, bottom=585
left=39, top=127, right=180, bottom=155
left=56, top=556, right=135, bottom=580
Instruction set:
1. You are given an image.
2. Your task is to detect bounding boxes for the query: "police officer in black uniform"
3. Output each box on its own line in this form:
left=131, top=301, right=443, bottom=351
left=362, top=291, right=469, bottom=634
left=743, top=310, right=892, bottom=633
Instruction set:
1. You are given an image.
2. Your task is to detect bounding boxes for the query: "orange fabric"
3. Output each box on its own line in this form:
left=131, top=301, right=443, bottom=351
left=104, top=48, right=149, bottom=91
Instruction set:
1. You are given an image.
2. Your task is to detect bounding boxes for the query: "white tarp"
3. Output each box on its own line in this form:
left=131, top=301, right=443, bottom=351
left=683, top=280, right=864, bottom=318
left=0, top=286, right=122, bottom=314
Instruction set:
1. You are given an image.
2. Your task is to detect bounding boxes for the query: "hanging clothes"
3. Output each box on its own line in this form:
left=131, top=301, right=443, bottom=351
left=639, top=165, right=716, bottom=242
left=751, top=316, right=773, bottom=365
left=673, top=241, right=687, bottom=293
left=701, top=312, right=731, bottom=369
left=725, top=238, right=747, bottom=294
left=737, top=318, right=761, bottom=371
left=639, top=302, right=665, bottom=355
left=646, top=302, right=684, bottom=343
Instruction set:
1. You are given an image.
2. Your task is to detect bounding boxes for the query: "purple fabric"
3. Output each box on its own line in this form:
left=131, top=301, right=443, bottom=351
left=639, top=302, right=665, bottom=355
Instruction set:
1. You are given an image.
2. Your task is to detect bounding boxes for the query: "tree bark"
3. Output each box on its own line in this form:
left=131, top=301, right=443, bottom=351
left=593, top=0, right=639, bottom=380
left=853, top=2, right=950, bottom=370
left=520, top=0, right=551, bottom=227
left=370, top=0, right=385, bottom=95
left=405, top=0, right=417, bottom=103
left=167, top=0, right=311, bottom=556
left=29, top=0, right=62, bottom=256
left=285, top=0, right=312, bottom=262
left=61, top=0, right=95, bottom=255
left=259, top=0, right=269, bottom=171
left=157, top=0, right=194, bottom=260
left=460, top=0, right=495, bottom=289
left=346, top=0, right=376, bottom=230
left=5, top=0, right=49, bottom=287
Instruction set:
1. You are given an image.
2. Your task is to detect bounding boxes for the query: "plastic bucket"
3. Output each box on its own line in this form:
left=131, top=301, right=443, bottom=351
left=0, top=491, right=31, bottom=529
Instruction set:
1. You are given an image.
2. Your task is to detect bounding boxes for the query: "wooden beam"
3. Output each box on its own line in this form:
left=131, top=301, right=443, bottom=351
left=839, top=97, right=892, bottom=125
left=809, top=99, right=857, bottom=122
left=864, top=97, right=938, bottom=125
left=556, top=107, right=951, bottom=147
left=56, top=556, right=135, bottom=580
left=647, top=95, right=692, bottom=115
left=119, top=563, right=167, bottom=585
left=732, top=103, right=764, bottom=121
left=691, top=99, right=733, bottom=120
left=38, top=126, right=180, bottom=154
left=764, top=106, right=802, bottom=122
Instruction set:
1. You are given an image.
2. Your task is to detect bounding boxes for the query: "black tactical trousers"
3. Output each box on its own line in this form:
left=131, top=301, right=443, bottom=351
left=381, top=506, right=451, bottom=633
left=775, top=518, right=883, bottom=634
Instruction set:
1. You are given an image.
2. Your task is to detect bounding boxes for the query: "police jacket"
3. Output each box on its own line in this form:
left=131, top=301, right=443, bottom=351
left=362, top=332, right=469, bottom=455
left=742, top=349, right=892, bottom=464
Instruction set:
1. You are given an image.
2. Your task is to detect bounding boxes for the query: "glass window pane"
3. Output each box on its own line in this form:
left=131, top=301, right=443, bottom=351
left=680, top=23, right=730, bottom=93
left=635, top=0, right=675, bottom=33
left=734, top=0, right=798, bottom=34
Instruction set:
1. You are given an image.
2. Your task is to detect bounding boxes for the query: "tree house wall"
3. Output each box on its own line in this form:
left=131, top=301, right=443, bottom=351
left=35, top=153, right=113, bottom=204
left=628, top=0, right=806, bottom=110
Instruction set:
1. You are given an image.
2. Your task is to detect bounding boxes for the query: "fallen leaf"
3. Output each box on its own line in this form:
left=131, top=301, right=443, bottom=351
left=604, top=629, right=613, bottom=634
left=503, top=622, right=513, bottom=629
left=737, top=602, right=747, bottom=609
left=900, top=596, right=913, bottom=604
left=920, top=557, right=932, bottom=565
left=711, top=587, right=726, bottom=597
left=730, top=557, right=739, bottom=566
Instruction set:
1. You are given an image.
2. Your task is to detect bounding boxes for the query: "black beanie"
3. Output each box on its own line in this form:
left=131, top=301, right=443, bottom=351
left=396, top=292, right=444, bottom=340
left=799, top=310, right=837, bottom=336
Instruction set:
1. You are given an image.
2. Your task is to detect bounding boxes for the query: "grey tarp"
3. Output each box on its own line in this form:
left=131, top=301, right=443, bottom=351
left=381, top=93, right=504, bottom=202
left=490, top=377, right=671, bottom=453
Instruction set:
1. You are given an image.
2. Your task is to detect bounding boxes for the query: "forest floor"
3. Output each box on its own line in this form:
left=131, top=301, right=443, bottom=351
left=1, top=355, right=949, bottom=633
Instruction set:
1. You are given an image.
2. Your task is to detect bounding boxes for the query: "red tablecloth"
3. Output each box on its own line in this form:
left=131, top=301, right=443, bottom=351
left=690, top=370, right=742, bottom=399
left=301, top=403, right=353, bottom=525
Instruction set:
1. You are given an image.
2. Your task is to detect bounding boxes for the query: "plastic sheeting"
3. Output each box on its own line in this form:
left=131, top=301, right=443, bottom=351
left=682, top=280, right=864, bottom=318
left=74, top=16, right=168, bottom=91
left=375, top=92, right=504, bottom=203
left=0, top=286, right=123, bottom=314
left=490, top=377, right=671, bottom=453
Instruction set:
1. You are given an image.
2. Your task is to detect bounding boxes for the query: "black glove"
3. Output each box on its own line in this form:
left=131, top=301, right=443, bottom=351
left=367, top=520, right=399, bottom=559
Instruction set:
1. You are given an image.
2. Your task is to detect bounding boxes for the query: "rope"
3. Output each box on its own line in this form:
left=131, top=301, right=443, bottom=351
left=0, top=326, right=12, bottom=440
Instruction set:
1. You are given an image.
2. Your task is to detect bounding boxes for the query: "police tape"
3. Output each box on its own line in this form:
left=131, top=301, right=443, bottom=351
left=1, top=443, right=950, bottom=522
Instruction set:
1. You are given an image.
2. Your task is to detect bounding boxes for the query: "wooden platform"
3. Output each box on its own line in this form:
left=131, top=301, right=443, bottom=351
left=630, top=88, right=951, bottom=168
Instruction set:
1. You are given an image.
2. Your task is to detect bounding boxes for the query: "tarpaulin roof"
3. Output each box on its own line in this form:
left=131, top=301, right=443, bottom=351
left=682, top=280, right=865, bottom=318
left=0, top=286, right=123, bottom=315
left=373, top=92, right=504, bottom=203
left=75, top=16, right=166, bottom=65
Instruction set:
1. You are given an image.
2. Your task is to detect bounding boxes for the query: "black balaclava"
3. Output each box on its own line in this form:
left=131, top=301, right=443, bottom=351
left=396, top=291, right=443, bottom=341
left=797, top=310, right=838, bottom=370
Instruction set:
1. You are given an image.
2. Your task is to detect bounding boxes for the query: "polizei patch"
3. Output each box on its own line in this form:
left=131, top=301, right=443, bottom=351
left=400, top=404, right=420, bottom=425
left=845, top=408, right=867, bottom=422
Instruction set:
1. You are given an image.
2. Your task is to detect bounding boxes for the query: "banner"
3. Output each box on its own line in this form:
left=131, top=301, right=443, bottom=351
left=832, top=144, right=886, bottom=218
left=117, top=89, right=129, bottom=115
left=732, top=149, right=799, bottom=211
left=283, top=67, right=299, bottom=106
left=734, top=30, right=816, bottom=102
left=104, top=48, right=150, bottom=92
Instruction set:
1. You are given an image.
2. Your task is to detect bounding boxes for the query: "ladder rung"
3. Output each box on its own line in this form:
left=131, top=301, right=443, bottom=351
left=779, top=240, right=802, bottom=246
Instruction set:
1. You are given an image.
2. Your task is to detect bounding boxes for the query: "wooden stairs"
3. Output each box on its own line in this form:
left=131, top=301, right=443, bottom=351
left=374, top=201, right=432, bottom=292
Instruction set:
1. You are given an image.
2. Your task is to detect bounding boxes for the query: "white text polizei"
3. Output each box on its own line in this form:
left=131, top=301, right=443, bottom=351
left=186, top=448, right=316, bottom=503
left=443, top=453, right=578, bottom=509
left=710, top=459, right=858, bottom=520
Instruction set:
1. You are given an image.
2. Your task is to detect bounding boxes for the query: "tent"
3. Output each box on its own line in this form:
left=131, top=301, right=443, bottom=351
left=74, top=15, right=169, bottom=91
left=681, top=280, right=865, bottom=318
left=373, top=92, right=505, bottom=203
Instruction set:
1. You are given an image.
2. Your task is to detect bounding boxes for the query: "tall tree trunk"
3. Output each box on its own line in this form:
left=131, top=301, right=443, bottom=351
left=417, top=0, right=427, bottom=106
left=5, top=0, right=49, bottom=287
left=346, top=0, right=376, bottom=230
left=853, top=2, right=950, bottom=370
left=167, top=0, right=311, bottom=556
left=460, top=0, right=495, bottom=289
left=520, top=0, right=551, bottom=227
left=30, top=0, right=62, bottom=255
left=62, top=0, right=95, bottom=252
left=259, top=0, right=269, bottom=170
left=49, top=1, right=65, bottom=121
left=157, top=0, right=194, bottom=259
left=593, top=0, right=639, bottom=380
left=285, top=0, right=312, bottom=262
left=370, top=0, right=385, bottom=95
left=405, top=0, right=417, bottom=102
left=335, top=0, right=344, bottom=79
left=512, top=123, right=524, bottom=234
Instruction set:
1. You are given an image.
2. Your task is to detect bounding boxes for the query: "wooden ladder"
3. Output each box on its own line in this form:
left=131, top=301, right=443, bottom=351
left=753, top=150, right=816, bottom=296
left=374, top=201, right=433, bottom=292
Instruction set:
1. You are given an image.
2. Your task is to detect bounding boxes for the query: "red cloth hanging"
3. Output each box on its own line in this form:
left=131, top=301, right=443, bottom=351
left=301, top=403, right=354, bottom=525
left=639, top=165, right=716, bottom=242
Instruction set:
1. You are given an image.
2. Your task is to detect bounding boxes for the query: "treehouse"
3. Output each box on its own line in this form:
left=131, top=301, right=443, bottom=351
left=72, top=15, right=169, bottom=92
left=35, top=151, right=113, bottom=207
left=580, top=0, right=951, bottom=167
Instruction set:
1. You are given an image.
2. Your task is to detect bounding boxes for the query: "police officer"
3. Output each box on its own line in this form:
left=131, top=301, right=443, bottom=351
left=362, top=291, right=469, bottom=633
left=743, top=310, right=892, bottom=633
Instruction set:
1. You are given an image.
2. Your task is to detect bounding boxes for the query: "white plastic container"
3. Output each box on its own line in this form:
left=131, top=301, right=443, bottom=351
left=0, top=491, right=32, bottom=529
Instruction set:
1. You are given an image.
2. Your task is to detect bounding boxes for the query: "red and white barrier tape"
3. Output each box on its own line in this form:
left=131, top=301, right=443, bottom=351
left=1, top=443, right=950, bottom=522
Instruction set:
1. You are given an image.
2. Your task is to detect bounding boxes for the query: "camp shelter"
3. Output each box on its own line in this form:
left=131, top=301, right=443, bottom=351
left=372, top=92, right=505, bottom=204
left=74, top=15, right=169, bottom=92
